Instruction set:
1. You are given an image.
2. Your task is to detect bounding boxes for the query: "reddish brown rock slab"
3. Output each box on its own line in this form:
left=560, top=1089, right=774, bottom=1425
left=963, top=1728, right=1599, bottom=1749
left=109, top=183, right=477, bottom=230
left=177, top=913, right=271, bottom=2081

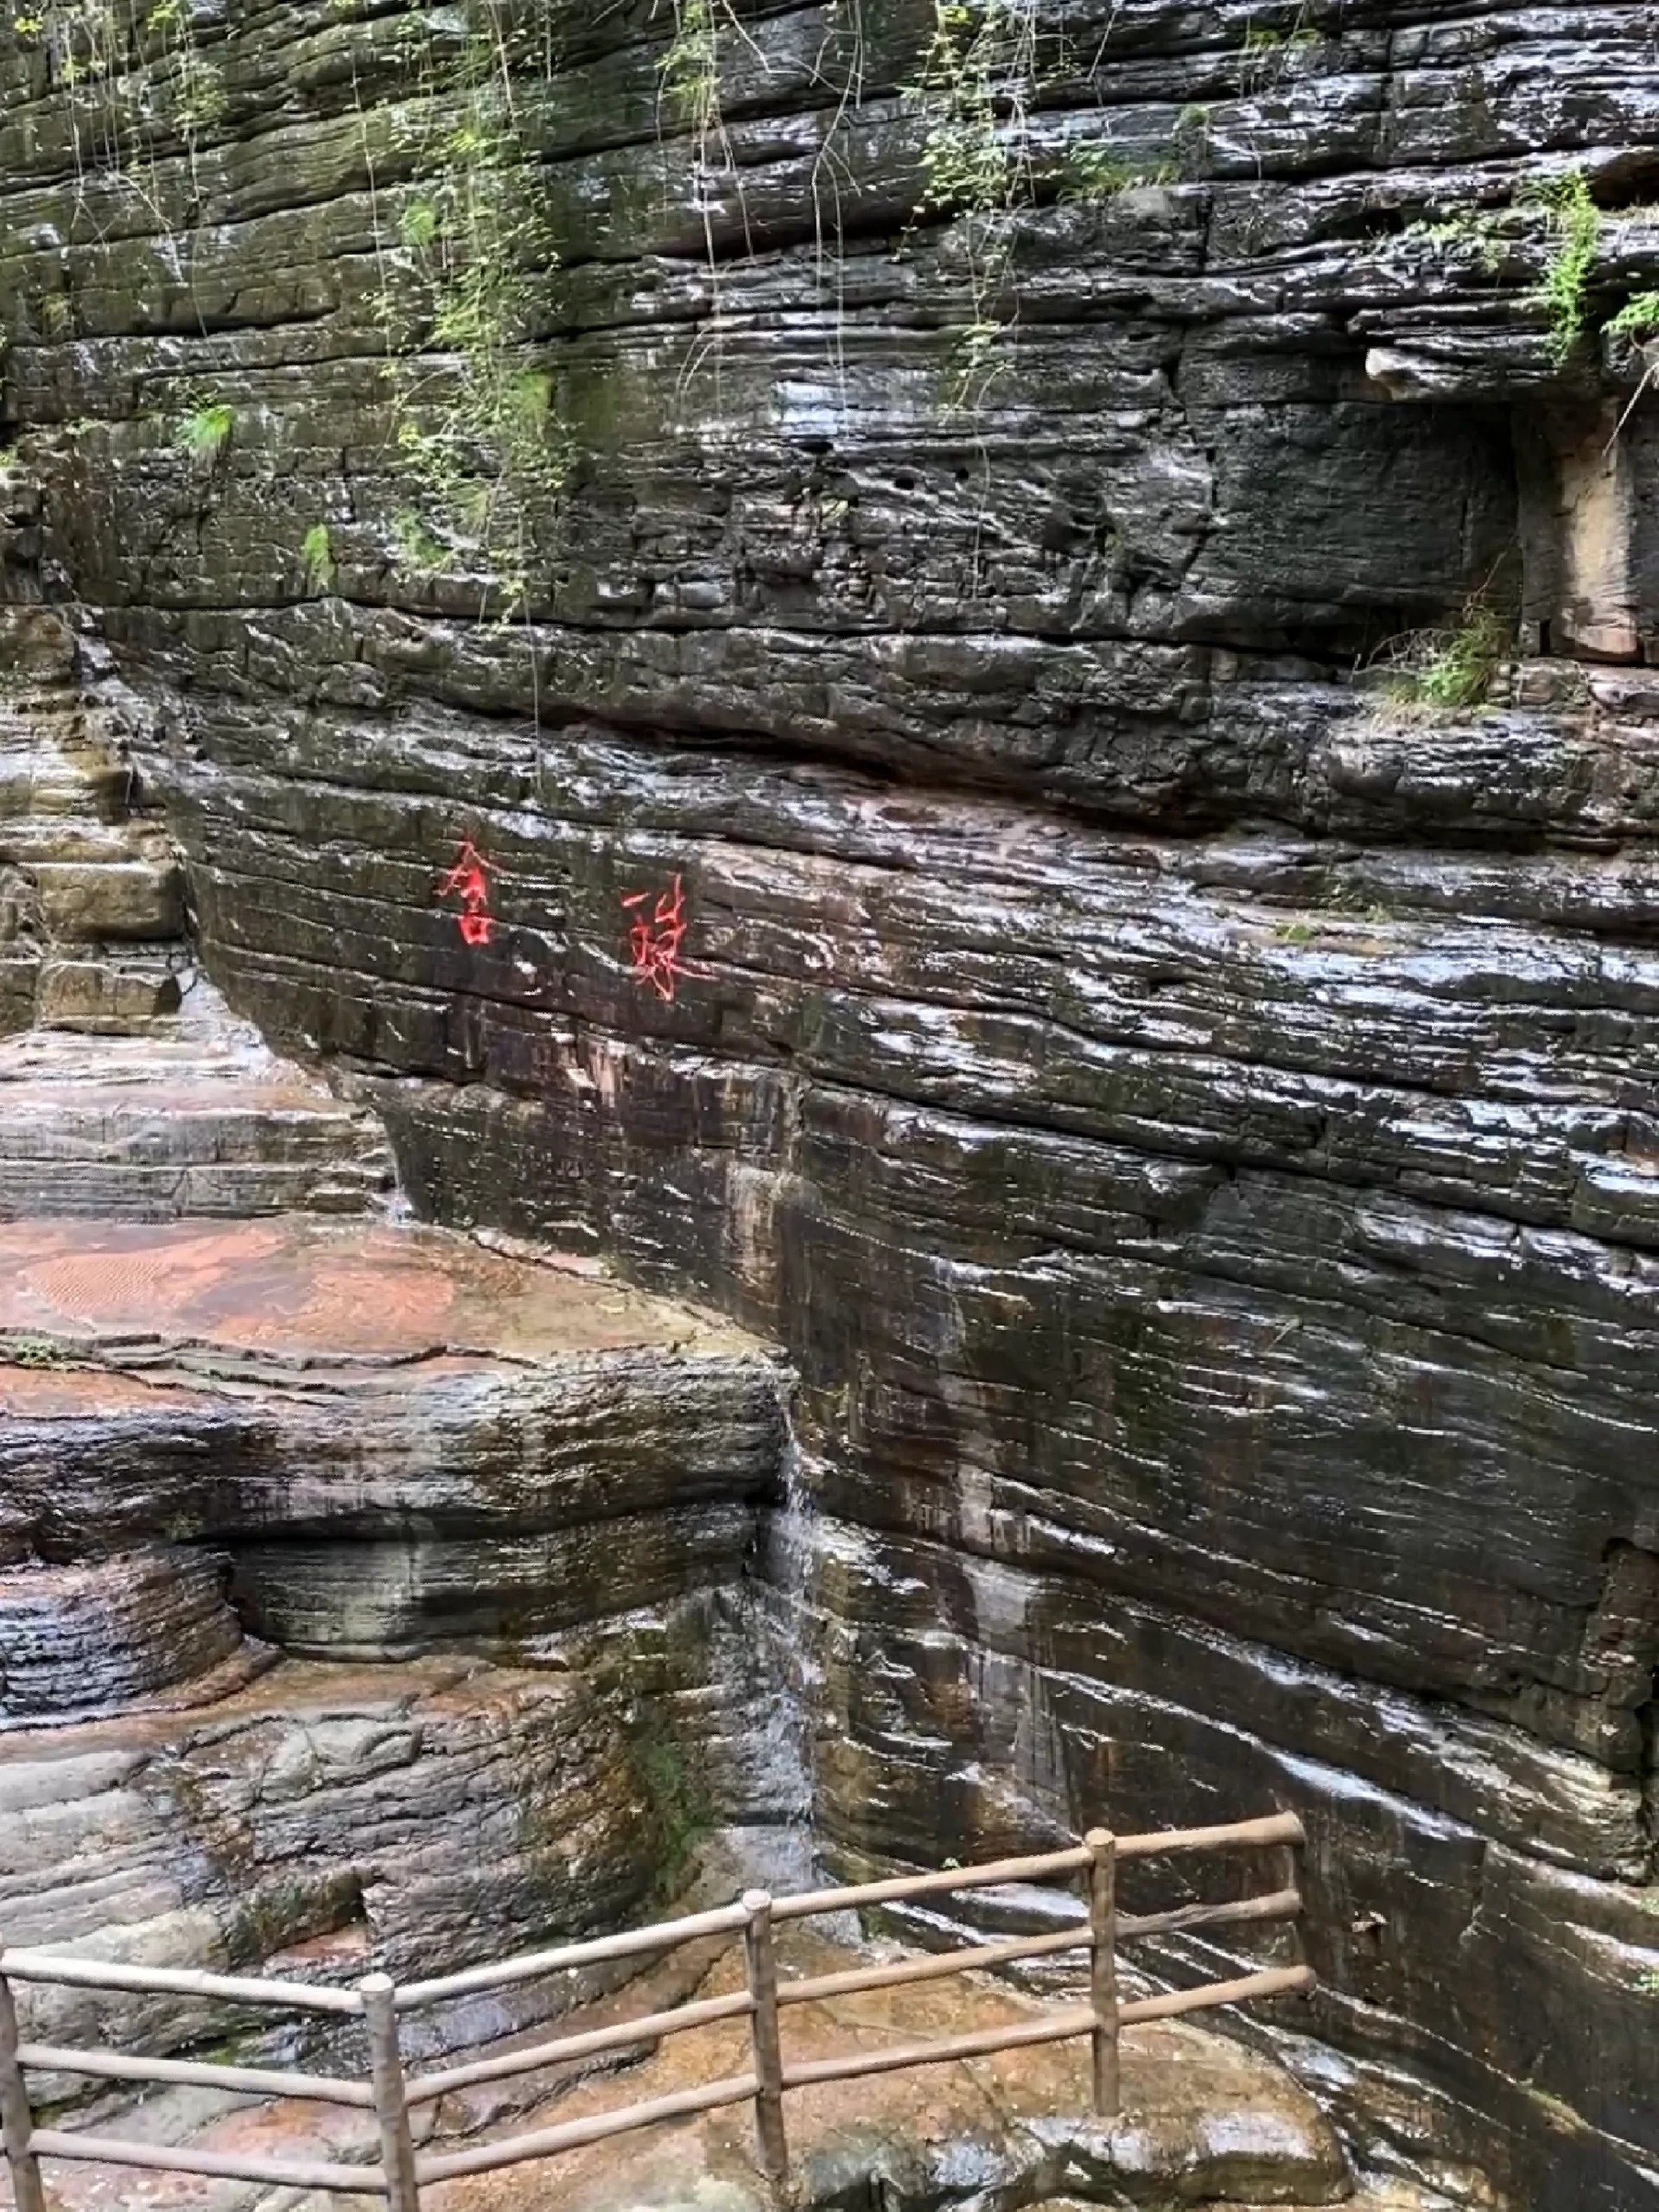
left=0, top=1362, right=222, bottom=1421
left=0, top=1319, right=776, bottom=1564
left=0, top=1216, right=745, bottom=1369
left=0, top=1223, right=779, bottom=1702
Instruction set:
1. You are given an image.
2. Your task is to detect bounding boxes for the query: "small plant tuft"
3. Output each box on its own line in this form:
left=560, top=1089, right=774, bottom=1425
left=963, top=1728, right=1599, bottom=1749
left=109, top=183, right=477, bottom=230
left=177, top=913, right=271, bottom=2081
left=1608, top=290, right=1659, bottom=341
left=658, top=0, right=721, bottom=137
left=299, top=521, right=335, bottom=593
left=1414, top=204, right=1509, bottom=276
left=1239, top=12, right=1324, bottom=87
left=365, top=2, right=569, bottom=620
left=5, top=1336, right=70, bottom=1370
left=175, top=400, right=234, bottom=461
left=1370, top=596, right=1510, bottom=711
left=907, top=0, right=1046, bottom=408
left=1171, top=103, right=1212, bottom=179
left=1523, top=168, right=1600, bottom=357
left=627, top=1705, right=713, bottom=1900
left=1058, top=143, right=1175, bottom=200
left=391, top=508, right=446, bottom=575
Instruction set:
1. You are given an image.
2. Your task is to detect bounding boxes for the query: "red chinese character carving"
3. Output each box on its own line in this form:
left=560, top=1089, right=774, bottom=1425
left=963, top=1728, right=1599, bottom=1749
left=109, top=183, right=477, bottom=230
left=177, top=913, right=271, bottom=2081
left=622, top=874, right=702, bottom=1002
left=437, top=839, right=496, bottom=947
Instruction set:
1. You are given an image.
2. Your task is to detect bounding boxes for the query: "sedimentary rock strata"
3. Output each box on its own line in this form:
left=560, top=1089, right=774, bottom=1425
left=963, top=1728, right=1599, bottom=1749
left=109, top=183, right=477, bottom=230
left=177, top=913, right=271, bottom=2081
left=3, top=0, right=1658, bottom=2205
left=0, top=1219, right=788, bottom=2018
left=0, top=1655, right=691, bottom=2063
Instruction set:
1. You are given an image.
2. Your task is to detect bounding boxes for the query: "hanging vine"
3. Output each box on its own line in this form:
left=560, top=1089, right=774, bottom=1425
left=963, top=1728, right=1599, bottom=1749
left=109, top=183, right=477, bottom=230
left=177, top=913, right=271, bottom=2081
left=905, top=0, right=1170, bottom=412
left=9, top=0, right=1183, bottom=614
left=362, top=1, right=570, bottom=620
left=12, top=0, right=225, bottom=305
left=907, top=0, right=1044, bottom=407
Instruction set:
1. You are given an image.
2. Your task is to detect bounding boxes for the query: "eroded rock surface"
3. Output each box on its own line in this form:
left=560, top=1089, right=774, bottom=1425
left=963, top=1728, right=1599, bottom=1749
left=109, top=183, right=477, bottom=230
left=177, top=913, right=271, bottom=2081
left=0, top=1221, right=787, bottom=1982
left=0, top=838, right=791, bottom=2034
left=0, top=601, right=392, bottom=1214
left=3, top=0, right=1659, bottom=2207
left=419, top=1935, right=1358, bottom=2212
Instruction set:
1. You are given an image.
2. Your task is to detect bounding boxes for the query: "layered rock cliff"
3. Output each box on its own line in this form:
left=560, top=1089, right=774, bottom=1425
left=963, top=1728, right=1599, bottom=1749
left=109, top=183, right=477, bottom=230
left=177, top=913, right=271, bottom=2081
left=2, top=0, right=1657, bottom=2206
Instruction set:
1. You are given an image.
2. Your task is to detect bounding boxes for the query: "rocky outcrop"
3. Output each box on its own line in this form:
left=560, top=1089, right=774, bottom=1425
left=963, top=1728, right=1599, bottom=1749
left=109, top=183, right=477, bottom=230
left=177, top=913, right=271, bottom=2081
left=3, top=1659, right=642, bottom=2050
left=0, top=609, right=791, bottom=2033
left=0, top=598, right=392, bottom=1213
left=0, top=1215, right=781, bottom=1656
left=3, top=1, right=1659, bottom=2207
left=0, top=1217, right=787, bottom=2007
left=0, top=601, right=185, bottom=1035
left=418, top=1930, right=1363, bottom=2212
left=132, top=706, right=1659, bottom=2207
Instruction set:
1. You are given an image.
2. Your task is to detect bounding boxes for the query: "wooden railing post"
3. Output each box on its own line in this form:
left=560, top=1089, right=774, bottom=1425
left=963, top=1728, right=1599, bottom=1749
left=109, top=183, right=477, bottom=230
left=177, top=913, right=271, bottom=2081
left=1085, top=1829, right=1120, bottom=2118
left=361, top=1974, right=421, bottom=2212
left=1274, top=1818, right=1309, bottom=1973
left=0, top=1950, right=46, bottom=2212
left=741, top=1890, right=789, bottom=2187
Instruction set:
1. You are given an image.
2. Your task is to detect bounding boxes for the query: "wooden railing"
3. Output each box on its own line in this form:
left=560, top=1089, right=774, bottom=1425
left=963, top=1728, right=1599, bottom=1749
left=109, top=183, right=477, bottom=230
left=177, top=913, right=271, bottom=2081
left=0, top=1810, right=1313, bottom=2211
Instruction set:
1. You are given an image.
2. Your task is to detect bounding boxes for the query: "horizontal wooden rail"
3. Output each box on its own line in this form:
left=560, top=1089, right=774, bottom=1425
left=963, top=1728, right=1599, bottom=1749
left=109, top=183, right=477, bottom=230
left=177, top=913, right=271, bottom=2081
left=772, top=1844, right=1092, bottom=1923
left=770, top=1814, right=1303, bottom=1928
left=0, top=1950, right=362, bottom=2016
left=416, top=2070, right=760, bottom=2183
left=1119, top=1964, right=1315, bottom=2024
left=777, top=1923, right=1086, bottom=2006
left=396, top=1902, right=748, bottom=2012
left=16, top=2042, right=373, bottom=2108
left=1115, top=1811, right=1304, bottom=1863
left=781, top=2005, right=1097, bottom=2089
left=27, top=2128, right=388, bottom=2193
left=404, top=1988, right=756, bottom=2108
left=1117, top=1886, right=1301, bottom=1940
left=2, top=1808, right=1315, bottom=2210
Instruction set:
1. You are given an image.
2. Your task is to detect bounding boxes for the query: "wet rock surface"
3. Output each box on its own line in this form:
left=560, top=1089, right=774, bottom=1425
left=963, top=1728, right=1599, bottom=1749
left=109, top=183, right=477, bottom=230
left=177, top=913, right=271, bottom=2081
left=0, top=1216, right=781, bottom=1673
left=115, top=709, right=1659, bottom=2204
left=0, top=1218, right=787, bottom=1984
left=3, top=0, right=1659, bottom=2206
left=0, top=602, right=391, bottom=1214
left=0, top=602, right=186, bottom=1039
left=0, top=1020, right=393, bottom=1221
left=0, top=1929, right=1446, bottom=2212
left=0, top=734, right=791, bottom=2052
left=0, top=1656, right=664, bottom=2054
